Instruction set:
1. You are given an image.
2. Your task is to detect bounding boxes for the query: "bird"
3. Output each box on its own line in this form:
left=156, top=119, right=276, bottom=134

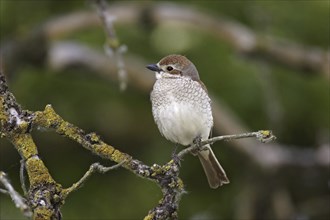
left=146, top=54, right=229, bottom=189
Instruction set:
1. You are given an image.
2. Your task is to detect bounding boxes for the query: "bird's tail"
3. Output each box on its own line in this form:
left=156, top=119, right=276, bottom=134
left=197, top=145, right=230, bottom=189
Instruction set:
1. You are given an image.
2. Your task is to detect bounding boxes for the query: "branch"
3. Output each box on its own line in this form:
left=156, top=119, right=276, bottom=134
left=46, top=42, right=329, bottom=168
left=91, top=0, right=128, bottom=91
left=32, top=103, right=185, bottom=219
left=0, top=2, right=327, bottom=218
left=20, top=159, right=28, bottom=195
left=48, top=42, right=154, bottom=93
left=178, top=130, right=276, bottom=159
left=2, top=3, right=328, bottom=79
left=0, top=171, right=32, bottom=218
left=207, top=130, right=276, bottom=144
left=62, top=162, right=125, bottom=198
left=1, top=71, right=277, bottom=219
left=0, top=72, right=185, bottom=219
left=1, top=73, right=63, bottom=219
left=39, top=2, right=327, bottom=78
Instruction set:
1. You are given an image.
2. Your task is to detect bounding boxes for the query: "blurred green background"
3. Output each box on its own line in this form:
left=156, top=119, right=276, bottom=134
left=0, top=0, right=329, bottom=219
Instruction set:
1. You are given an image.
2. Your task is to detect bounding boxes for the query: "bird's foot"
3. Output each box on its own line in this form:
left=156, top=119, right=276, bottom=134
left=171, top=144, right=182, bottom=166
left=193, top=135, right=205, bottom=151
left=193, top=135, right=202, bottom=145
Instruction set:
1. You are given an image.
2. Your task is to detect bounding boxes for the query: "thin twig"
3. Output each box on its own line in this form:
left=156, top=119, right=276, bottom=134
left=178, top=130, right=276, bottom=159
left=62, top=161, right=125, bottom=197
left=0, top=171, right=32, bottom=217
left=0, top=188, right=9, bottom=194
left=20, top=159, right=28, bottom=195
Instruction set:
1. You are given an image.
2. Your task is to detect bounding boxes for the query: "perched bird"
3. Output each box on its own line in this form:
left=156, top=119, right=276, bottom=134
left=146, top=54, right=229, bottom=189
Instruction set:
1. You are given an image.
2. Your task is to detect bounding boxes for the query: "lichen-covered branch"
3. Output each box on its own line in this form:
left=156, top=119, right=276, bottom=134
left=0, top=71, right=184, bottom=219
left=32, top=103, right=185, bottom=219
left=1, top=71, right=276, bottom=219
left=1, top=74, right=63, bottom=220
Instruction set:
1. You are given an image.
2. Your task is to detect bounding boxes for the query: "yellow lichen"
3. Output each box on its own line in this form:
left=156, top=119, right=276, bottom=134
left=89, top=132, right=100, bottom=143
left=257, top=130, right=276, bottom=143
left=33, top=207, right=54, bottom=220
left=110, top=149, right=129, bottom=163
left=177, top=178, right=184, bottom=189
left=0, top=96, right=6, bottom=121
left=34, top=105, right=60, bottom=128
left=11, top=134, right=38, bottom=158
left=162, top=163, right=172, bottom=172
left=25, top=157, right=55, bottom=186
left=151, top=164, right=163, bottom=176
left=143, top=212, right=155, bottom=220
left=260, top=130, right=271, bottom=137
left=94, top=143, right=114, bottom=158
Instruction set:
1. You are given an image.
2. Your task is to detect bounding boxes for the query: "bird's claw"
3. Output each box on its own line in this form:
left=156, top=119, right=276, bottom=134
left=171, top=144, right=182, bottom=166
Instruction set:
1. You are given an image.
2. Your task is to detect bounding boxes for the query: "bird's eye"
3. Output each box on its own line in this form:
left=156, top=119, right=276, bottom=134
left=166, top=66, right=173, bottom=71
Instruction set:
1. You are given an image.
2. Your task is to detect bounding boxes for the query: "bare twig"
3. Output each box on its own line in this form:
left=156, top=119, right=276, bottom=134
left=20, top=159, right=28, bottom=195
left=0, top=171, right=32, bottom=217
left=208, top=130, right=276, bottom=144
left=178, top=130, right=276, bottom=159
left=62, top=161, right=125, bottom=197
left=0, top=188, right=9, bottom=194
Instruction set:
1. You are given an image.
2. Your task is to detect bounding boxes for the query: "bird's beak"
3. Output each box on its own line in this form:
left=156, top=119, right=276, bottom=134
left=146, top=64, right=161, bottom=72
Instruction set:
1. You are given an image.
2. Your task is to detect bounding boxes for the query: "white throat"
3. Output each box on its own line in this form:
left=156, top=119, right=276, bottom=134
left=155, top=71, right=181, bottom=80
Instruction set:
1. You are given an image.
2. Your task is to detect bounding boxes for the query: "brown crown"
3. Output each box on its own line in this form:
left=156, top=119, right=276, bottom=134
left=158, top=54, right=191, bottom=68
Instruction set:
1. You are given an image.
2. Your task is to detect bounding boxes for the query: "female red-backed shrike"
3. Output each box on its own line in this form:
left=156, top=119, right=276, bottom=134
left=147, top=54, right=229, bottom=188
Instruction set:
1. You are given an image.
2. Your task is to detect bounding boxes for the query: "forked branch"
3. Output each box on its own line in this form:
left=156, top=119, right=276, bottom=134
left=0, top=72, right=276, bottom=219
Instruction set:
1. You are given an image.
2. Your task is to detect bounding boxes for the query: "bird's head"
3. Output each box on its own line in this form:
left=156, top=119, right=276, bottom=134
left=146, top=54, right=200, bottom=81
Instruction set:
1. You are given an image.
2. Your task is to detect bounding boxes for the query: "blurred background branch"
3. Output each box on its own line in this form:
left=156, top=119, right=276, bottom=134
left=47, top=41, right=330, bottom=168
left=2, top=2, right=328, bottom=78
left=1, top=1, right=329, bottom=220
left=91, top=0, right=128, bottom=91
